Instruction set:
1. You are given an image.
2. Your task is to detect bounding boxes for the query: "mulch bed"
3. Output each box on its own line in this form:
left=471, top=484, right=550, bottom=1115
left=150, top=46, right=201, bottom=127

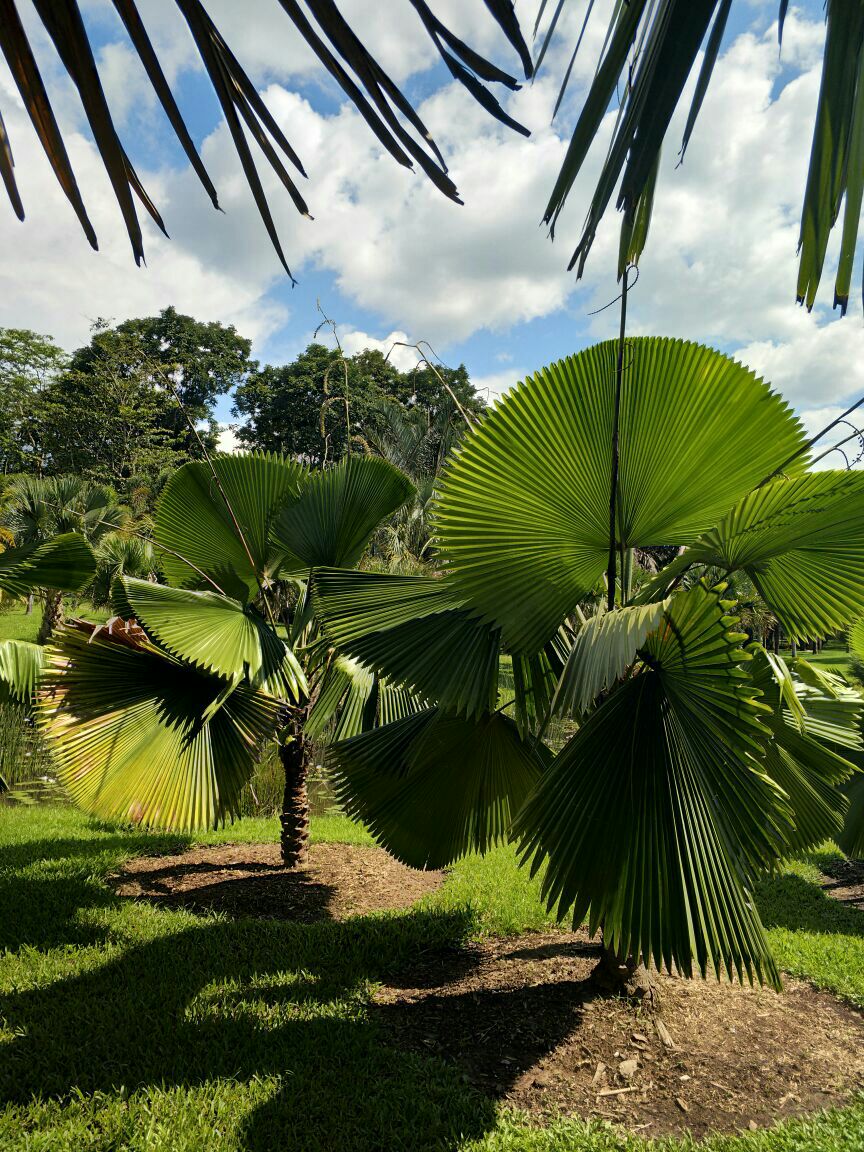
left=110, top=842, right=444, bottom=921
left=820, top=857, right=864, bottom=908
left=375, top=929, right=864, bottom=1139
left=111, top=843, right=864, bottom=1137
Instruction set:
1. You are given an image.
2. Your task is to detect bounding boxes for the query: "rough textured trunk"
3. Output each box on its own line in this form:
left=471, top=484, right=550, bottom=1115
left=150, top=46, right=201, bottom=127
left=594, top=936, right=660, bottom=1007
left=37, top=590, right=63, bottom=644
left=279, top=726, right=310, bottom=868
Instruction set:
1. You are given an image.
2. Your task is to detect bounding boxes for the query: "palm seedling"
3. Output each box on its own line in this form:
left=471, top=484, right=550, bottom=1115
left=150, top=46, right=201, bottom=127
left=311, top=337, right=864, bottom=991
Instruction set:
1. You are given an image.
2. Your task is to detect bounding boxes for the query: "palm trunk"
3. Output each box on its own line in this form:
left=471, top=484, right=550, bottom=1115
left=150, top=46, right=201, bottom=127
left=25, top=593, right=34, bottom=616
left=279, top=724, right=310, bottom=868
left=595, top=933, right=660, bottom=1006
left=37, top=589, right=63, bottom=644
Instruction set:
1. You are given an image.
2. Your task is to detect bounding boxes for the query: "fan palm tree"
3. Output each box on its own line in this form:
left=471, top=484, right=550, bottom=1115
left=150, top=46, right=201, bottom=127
left=21, top=451, right=413, bottom=865
left=1, top=3, right=859, bottom=309
left=3, top=475, right=126, bottom=641
left=309, top=337, right=864, bottom=991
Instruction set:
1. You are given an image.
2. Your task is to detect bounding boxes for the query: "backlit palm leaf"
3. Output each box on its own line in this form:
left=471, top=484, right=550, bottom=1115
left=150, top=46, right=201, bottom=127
left=0, top=640, right=45, bottom=704
left=114, top=576, right=305, bottom=699
left=312, top=567, right=500, bottom=718
left=271, top=455, right=415, bottom=572
left=37, top=622, right=281, bottom=830
left=328, top=706, right=543, bottom=869
left=515, top=584, right=783, bottom=986
left=433, top=338, right=806, bottom=652
left=0, top=533, right=95, bottom=596
left=155, top=452, right=305, bottom=600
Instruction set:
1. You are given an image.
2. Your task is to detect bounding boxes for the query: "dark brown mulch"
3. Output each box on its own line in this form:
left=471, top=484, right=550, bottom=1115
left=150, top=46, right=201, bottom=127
left=819, top=857, right=864, bottom=908
left=110, top=842, right=444, bottom=921
left=375, top=929, right=864, bottom=1139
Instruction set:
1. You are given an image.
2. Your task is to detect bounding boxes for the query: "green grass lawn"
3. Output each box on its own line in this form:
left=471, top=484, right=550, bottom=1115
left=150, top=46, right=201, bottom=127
left=0, top=602, right=111, bottom=644
left=1, top=807, right=863, bottom=1151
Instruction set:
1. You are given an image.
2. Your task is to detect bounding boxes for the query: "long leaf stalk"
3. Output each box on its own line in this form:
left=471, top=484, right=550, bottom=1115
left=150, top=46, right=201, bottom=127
left=607, top=263, right=631, bottom=611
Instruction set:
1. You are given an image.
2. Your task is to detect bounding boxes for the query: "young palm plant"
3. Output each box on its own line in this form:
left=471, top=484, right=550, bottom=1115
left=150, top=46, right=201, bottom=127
left=3, top=475, right=126, bottom=641
left=28, top=451, right=413, bottom=865
left=311, top=337, right=864, bottom=991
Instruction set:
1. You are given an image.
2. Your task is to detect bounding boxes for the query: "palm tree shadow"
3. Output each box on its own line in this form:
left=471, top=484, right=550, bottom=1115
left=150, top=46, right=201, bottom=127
left=756, top=869, right=864, bottom=937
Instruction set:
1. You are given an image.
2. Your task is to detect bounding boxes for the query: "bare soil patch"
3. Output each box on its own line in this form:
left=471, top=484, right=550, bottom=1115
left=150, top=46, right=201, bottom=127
left=375, top=929, right=864, bottom=1139
left=819, top=857, right=864, bottom=908
left=110, top=842, right=444, bottom=921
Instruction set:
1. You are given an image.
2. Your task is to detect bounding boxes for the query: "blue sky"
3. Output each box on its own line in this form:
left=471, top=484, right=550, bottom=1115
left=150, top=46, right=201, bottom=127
left=1, top=0, right=861, bottom=449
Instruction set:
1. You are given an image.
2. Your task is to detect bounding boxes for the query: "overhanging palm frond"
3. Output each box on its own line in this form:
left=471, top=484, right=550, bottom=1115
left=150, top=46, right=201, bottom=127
left=37, top=622, right=281, bottom=830
left=684, top=472, right=864, bottom=639
left=1, top=0, right=530, bottom=272
left=328, top=706, right=543, bottom=868
left=155, top=452, right=305, bottom=600
left=271, top=455, right=414, bottom=572
left=538, top=0, right=864, bottom=312
left=312, top=567, right=501, bottom=718
left=515, top=583, right=783, bottom=987
left=433, top=338, right=806, bottom=652
left=114, top=576, right=305, bottom=699
left=0, top=640, right=45, bottom=705
left=0, top=533, right=96, bottom=596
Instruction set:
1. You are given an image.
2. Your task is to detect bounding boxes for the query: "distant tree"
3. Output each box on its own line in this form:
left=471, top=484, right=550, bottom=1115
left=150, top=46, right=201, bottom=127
left=68, top=308, right=255, bottom=455
left=0, top=328, right=67, bottom=475
left=233, top=343, right=482, bottom=466
left=38, top=328, right=182, bottom=500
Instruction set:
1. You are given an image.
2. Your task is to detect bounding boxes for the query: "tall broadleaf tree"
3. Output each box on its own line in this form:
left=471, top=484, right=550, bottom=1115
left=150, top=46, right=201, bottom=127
left=30, top=451, right=414, bottom=865
left=313, top=338, right=864, bottom=991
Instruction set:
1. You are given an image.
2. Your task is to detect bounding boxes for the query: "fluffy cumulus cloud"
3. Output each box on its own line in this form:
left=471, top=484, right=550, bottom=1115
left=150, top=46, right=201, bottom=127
left=0, top=0, right=860, bottom=434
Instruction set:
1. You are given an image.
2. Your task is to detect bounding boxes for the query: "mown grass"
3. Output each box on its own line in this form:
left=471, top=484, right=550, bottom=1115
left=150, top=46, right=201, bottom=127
left=0, top=806, right=863, bottom=1151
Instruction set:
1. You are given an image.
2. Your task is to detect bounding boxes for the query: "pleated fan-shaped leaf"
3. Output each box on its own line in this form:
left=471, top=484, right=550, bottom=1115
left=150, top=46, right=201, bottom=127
left=37, top=623, right=281, bottom=831
left=553, top=601, right=667, bottom=717
left=0, top=533, right=95, bottom=596
left=329, top=707, right=544, bottom=869
left=749, top=648, right=859, bottom=853
left=515, top=583, right=784, bottom=987
left=114, top=576, right=305, bottom=700
left=0, top=640, right=45, bottom=704
left=312, top=567, right=500, bottom=718
left=433, top=338, right=806, bottom=652
left=155, top=453, right=305, bottom=600
left=271, top=455, right=414, bottom=573
left=686, top=471, right=864, bottom=640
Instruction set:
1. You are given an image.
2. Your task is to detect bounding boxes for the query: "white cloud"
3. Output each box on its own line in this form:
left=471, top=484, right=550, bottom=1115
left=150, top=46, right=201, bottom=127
left=1, top=1, right=861, bottom=433
left=471, top=368, right=526, bottom=402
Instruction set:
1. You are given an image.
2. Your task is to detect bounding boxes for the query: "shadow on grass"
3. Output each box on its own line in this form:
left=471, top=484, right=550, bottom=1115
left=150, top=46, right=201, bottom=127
left=0, top=828, right=503, bottom=1150
left=755, top=869, right=864, bottom=937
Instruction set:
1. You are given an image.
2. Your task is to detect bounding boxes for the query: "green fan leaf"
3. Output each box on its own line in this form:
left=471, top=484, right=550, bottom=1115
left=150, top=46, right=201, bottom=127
left=0, top=533, right=95, bottom=596
left=305, top=654, right=375, bottom=742
left=840, top=775, right=864, bottom=859
left=687, top=471, right=864, bottom=640
left=433, top=338, right=806, bottom=651
left=312, top=567, right=500, bottom=718
left=750, top=648, right=858, bottom=853
left=0, top=640, right=45, bottom=704
left=155, top=452, right=305, bottom=600
left=553, top=601, right=666, bottom=717
left=37, top=624, right=281, bottom=831
left=271, top=455, right=414, bottom=573
left=114, top=576, right=305, bottom=700
left=329, top=707, right=544, bottom=869
left=515, top=584, right=783, bottom=986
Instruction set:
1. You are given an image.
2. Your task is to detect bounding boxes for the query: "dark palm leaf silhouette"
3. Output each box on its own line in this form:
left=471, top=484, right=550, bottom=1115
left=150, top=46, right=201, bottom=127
left=0, top=0, right=531, bottom=279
